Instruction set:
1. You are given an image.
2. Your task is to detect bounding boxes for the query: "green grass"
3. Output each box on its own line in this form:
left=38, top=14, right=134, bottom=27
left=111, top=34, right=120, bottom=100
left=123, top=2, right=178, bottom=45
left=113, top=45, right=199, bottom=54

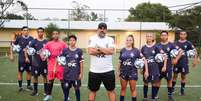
left=0, top=53, right=201, bottom=101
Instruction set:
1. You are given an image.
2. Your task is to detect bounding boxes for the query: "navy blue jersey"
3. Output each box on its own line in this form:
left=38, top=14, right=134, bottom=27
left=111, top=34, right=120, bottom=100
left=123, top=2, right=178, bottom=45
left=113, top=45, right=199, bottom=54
left=157, top=42, right=176, bottom=70
left=61, top=48, right=84, bottom=80
left=29, top=39, right=48, bottom=67
left=175, top=40, right=194, bottom=67
left=119, top=48, right=141, bottom=71
left=141, top=44, right=160, bottom=76
left=14, top=36, right=34, bottom=62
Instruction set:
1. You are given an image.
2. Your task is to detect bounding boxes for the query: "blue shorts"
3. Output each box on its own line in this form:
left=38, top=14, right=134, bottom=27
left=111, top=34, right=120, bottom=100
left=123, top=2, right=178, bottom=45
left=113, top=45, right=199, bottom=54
left=31, top=65, right=47, bottom=76
left=63, top=80, right=81, bottom=89
left=173, top=65, right=189, bottom=75
left=143, top=75, right=160, bottom=83
left=159, top=67, right=173, bottom=80
left=18, top=61, right=31, bottom=72
left=120, top=70, right=138, bottom=81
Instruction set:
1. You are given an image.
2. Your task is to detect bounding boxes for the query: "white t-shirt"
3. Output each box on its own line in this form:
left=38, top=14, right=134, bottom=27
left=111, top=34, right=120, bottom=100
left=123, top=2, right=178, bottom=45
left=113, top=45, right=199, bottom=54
left=88, top=34, right=115, bottom=73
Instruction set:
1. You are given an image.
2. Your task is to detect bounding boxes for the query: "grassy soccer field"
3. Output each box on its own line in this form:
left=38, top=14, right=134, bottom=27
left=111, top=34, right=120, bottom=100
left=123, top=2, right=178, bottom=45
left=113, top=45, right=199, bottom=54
left=0, top=53, right=201, bottom=101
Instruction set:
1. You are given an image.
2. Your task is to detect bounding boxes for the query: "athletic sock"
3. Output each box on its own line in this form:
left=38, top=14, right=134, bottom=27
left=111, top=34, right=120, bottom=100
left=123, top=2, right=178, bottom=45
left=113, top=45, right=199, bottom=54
left=44, top=83, right=48, bottom=94
left=120, top=96, right=124, bottom=101
left=180, top=82, right=185, bottom=94
left=27, top=80, right=31, bottom=87
left=75, top=89, right=80, bottom=101
left=168, top=87, right=172, bottom=96
left=33, top=83, right=38, bottom=93
left=132, top=97, right=137, bottom=101
left=172, top=80, right=176, bottom=89
left=47, top=82, right=53, bottom=95
left=143, top=85, right=148, bottom=98
left=155, top=87, right=160, bottom=97
left=152, top=86, right=157, bottom=99
left=18, top=80, right=22, bottom=88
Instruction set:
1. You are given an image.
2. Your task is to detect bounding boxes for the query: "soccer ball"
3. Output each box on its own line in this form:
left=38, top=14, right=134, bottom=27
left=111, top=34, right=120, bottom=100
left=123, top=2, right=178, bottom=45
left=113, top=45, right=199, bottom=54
left=12, top=44, right=21, bottom=53
left=27, top=47, right=36, bottom=55
left=187, top=49, right=196, bottom=58
left=134, top=58, right=145, bottom=69
left=170, top=49, right=179, bottom=58
left=40, top=49, right=51, bottom=60
left=57, top=56, right=66, bottom=66
left=155, top=53, right=165, bottom=63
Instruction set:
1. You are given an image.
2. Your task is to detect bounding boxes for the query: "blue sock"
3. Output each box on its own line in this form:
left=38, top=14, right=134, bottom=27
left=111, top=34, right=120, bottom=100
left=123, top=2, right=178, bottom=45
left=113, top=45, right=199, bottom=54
left=27, top=80, right=31, bottom=86
left=143, top=85, right=148, bottom=98
left=181, top=82, right=185, bottom=94
left=132, top=97, right=136, bottom=101
left=44, top=83, right=48, bottom=94
left=172, top=81, right=176, bottom=88
left=155, top=87, right=159, bottom=98
left=75, top=89, right=80, bottom=101
left=120, top=96, right=124, bottom=101
left=33, top=83, right=38, bottom=92
left=168, top=87, right=172, bottom=96
left=152, top=86, right=157, bottom=99
left=18, top=80, right=22, bottom=88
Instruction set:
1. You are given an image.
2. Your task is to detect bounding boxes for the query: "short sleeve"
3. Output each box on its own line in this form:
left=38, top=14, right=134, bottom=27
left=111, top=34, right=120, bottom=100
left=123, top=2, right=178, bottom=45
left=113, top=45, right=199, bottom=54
left=119, top=49, right=123, bottom=62
left=13, top=37, right=20, bottom=45
left=188, top=41, right=194, bottom=50
left=79, top=49, right=84, bottom=62
left=88, top=37, right=96, bottom=48
left=60, top=48, right=67, bottom=57
left=136, top=49, right=141, bottom=58
left=28, top=39, right=36, bottom=48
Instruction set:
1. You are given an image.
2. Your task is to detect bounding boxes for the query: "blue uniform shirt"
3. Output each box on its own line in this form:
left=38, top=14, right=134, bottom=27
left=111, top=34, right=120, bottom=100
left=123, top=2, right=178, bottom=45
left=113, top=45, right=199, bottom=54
left=61, top=48, right=84, bottom=80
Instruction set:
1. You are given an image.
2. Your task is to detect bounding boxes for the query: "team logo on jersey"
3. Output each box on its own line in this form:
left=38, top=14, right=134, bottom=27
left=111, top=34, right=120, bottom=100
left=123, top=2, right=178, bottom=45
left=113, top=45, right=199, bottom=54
left=167, top=47, right=170, bottom=52
left=130, top=53, right=134, bottom=57
left=152, top=50, right=155, bottom=54
left=184, top=45, right=187, bottom=49
left=75, top=54, right=79, bottom=59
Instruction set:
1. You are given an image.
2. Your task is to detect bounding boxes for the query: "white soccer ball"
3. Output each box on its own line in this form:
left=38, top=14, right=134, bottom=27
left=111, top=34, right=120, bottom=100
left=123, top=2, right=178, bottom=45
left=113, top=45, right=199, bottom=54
left=57, top=56, right=66, bottom=66
left=155, top=53, right=165, bottom=63
left=170, top=49, right=179, bottom=58
left=187, top=49, right=196, bottom=58
left=40, top=49, right=51, bottom=60
left=27, top=47, right=36, bottom=55
left=12, top=44, right=21, bottom=53
left=134, top=58, right=145, bottom=69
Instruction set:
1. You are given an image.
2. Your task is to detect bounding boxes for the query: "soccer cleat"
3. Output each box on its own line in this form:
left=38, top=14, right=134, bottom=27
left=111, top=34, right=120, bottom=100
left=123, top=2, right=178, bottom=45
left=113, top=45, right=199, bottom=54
left=30, top=91, right=38, bottom=96
left=18, top=87, right=24, bottom=92
left=168, top=96, right=174, bottom=101
left=27, top=86, right=33, bottom=91
left=43, top=95, right=53, bottom=101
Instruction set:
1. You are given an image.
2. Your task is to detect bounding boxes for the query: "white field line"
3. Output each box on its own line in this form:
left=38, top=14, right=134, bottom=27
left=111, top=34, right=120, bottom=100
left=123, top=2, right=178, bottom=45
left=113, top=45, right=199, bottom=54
left=0, top=82, right=201, bottom=88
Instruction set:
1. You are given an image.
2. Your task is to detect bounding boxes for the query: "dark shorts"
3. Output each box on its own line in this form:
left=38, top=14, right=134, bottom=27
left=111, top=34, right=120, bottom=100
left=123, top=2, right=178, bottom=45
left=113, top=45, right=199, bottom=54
left=18, top=61, right=32, bottom=72
left=159, top=67, right=173, bottom=80
left=143, top=75, right=160, bottom=83
left=63, top=80, right=81, bottom=89
left=120, top=70, right=138, bottom=81
left=173, top=65, right=189, bottom=75
left=88, top=70, right=115, bottom=91
left=31, top=65, right=48, bottom=76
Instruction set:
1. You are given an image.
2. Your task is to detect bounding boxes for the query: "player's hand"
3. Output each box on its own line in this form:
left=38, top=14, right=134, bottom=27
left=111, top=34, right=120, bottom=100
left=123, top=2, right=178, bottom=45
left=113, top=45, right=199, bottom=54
left=9, top=55, right=14, bottom=62
left=25, top=58, right=30, bottom=63
left=161, top=67, right=166, bottom=72
left=144, top=71, right=149, bottom=80
left=192, top=58, right=198, bottom=68
left=78, top=74, right=83, bottom=80
left=116, top=71, right=120, bottom=80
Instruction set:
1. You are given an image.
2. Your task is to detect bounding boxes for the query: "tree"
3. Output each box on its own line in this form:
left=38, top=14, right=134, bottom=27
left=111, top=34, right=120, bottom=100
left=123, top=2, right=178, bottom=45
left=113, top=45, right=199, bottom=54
left=168, top=6, right=201, bottom=48
left=45, top=23, right=60, bottom=40
left=70, top=1, right=90, bottom=21
left=4, top=13, right=24, bottom=19
left=90, top=12, right=98, bottom=21
left=0, top=0, right=27, bottom=27
left=23, top=13, right=36, bottom=20
left=125, top=2, right=172, bottom=22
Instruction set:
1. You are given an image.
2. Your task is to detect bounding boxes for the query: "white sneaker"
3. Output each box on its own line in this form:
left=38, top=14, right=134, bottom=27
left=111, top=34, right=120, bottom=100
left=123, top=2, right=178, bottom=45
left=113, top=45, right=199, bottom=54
left=68, top=97, right=70, bottom=101
left=43, top=95, right=52, bottom=101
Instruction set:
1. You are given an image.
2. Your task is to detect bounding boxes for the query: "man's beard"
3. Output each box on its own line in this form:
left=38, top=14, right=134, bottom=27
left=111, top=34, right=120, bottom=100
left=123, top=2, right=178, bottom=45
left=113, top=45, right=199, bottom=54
left=98, top=32, right=106, bottom=38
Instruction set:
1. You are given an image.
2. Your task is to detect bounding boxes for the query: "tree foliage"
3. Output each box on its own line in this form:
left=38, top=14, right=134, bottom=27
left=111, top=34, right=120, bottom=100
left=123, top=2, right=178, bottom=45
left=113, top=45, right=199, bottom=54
left=45, top=23, right=59, bottom=40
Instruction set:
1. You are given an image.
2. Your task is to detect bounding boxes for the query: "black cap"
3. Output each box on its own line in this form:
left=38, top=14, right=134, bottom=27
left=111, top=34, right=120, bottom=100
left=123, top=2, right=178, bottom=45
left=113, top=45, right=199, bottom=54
left=98, top=22, right=107, bottom=29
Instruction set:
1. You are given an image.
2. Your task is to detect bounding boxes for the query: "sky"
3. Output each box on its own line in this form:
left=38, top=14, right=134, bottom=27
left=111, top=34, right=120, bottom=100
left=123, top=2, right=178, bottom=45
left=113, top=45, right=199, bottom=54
left=10, top=0, right=201, bottom=21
